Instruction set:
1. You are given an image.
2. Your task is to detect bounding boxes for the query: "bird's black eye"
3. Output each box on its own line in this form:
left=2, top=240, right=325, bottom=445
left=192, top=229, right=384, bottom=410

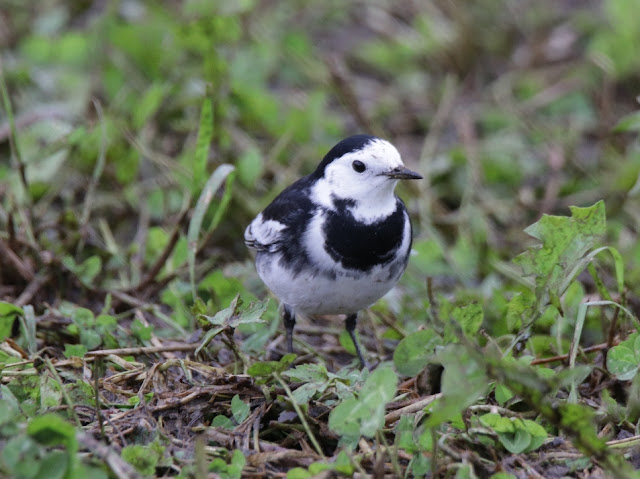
left=352, top=160, right=366, bottom=173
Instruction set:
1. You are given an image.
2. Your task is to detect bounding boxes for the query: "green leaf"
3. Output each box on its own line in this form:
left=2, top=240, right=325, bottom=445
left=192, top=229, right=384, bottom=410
left=0, top=301, right=24, bottom=317
left=514, top=201, right=606, bottom=300
left=282, top=363, right=329, bottom=383
left=426, top=345, right=488, bottom=428
left=62, top=255, right=102, bottom=286
left=607, top=333, right=640, bottom=380
left=393, top=329, right=440, bottom=376
left=231, top=395, right=250, bottom=424
left=480, top=414, right=547, bottom=453
left=131, top=318, right=153, bottom=342
left=614, top=110, right=640, bottom=132
left=40, top=374, right=63, bottom=408
left=35, top=450, right=69, bottom=479
left=27, top=413, right=77, bottom=454
left=291, top=382, right=326, bottom=404
left=121, top=443, right=160, bottom=476
left=133, top=82, right=169, bottom=129
left=328, top=365, right=397, bottom=441
left=247, top=354, right=296, bottom=377
left=494, top=384, right=514, bottom=405
left=200, top=295, right=240, bottom=327
left=229, top=299, right=269, bottom=327
left=193, top=98, right=213, bottom=190
left=287, top=467, right=312, bottom=479
left=187, top=164, right=235, bottom=300
left=505, top=290, right=535, bottom=331
left=228, top=449, right=246, bottom=479
left=211, top=415, right=235, bottom=430
left=521, top=419, right=547, bottom=452
left=452, top=303, right=484, bottom=338
left=360, top=364, right=398, bottom=406
left=328, top=397, right=372, bottom=440
left=2, top=436, right=40, bottom=477
left=0, top=301, right=23, bottom=342
left=499, top=428, right=532, bottom=453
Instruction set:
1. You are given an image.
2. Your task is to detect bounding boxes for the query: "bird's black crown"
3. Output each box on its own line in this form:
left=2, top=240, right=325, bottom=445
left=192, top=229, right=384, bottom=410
left=313, top=134, right=378, bottom=178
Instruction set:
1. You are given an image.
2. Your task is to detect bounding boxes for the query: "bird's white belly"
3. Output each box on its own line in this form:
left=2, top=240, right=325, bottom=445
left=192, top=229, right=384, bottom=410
left=256, top=253, right=404, bottom=315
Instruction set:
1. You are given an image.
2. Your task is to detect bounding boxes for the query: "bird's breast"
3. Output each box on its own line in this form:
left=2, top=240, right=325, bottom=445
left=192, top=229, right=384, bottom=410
left=317, top=199, right=410, bottom=272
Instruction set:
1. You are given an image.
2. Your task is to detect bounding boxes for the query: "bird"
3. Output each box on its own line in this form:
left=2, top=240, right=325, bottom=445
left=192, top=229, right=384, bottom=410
left=244, top=134, right=422, bottom=367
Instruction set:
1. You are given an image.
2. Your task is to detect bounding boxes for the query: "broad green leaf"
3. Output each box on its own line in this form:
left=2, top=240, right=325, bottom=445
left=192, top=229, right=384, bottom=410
left=33, top=450, right=68, bottom=479
left=282, top=363, right=329, bottom=383
left=131, top=318, right=153, bottom=342
left=505, top=290, right=535, bottom=331
left=211, top=415, right=235, bottom=430
left=452, top=303, right=484, bottom=338
left=228, top=449, right=246, bottom=479
left=122, top=443, right=160, bottom=476
left=393, top=329, right=440, bottom=376
left=63, top=344, right=88, bottom=358
left=247, top=354, right=296, bottom=377
left=360, top=364, right=398, bottom=405
left=607, top=333, right=640, bottom=380
left=0, top=301, right=23, bottom=316
left=27, top=414, right=77, bottom=454
left=514, top=201, right=606, bottom=299
left=2, top=436, right=40, bottom=477
left=229, top=299, right=269, bottom=327
left=454, top=463, right=476, bottom=479
left=287, top=468, right=312, bottom=479
left=231, top=395, right=250, bottom=424
left=521, top=419, right=547, bottom=452
left=479, top=413, right=515, bottom=433
left=0, top=398, right=18, bottom=427
left=480, top=414, right=547, bottom=453
left=426, top=345, right=488, bottom=428
left=40, top=374, right=63, bottom=409
left=200, top=295, right=240, bottom=327
left=291, top=382, right=326, bottom=404
left=62, top=255, right=102, bottom=286
left=499, top=428, right=531, bottom=454
left=494, top=384, right=514, bottom=405
left=0, top=301, right=23, bottom=342
left=328, top=397, right=375, bottom=439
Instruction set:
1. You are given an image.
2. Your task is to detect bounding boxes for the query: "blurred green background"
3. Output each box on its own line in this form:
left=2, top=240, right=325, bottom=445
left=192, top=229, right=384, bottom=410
left=2, top=0, right=639, bottom=327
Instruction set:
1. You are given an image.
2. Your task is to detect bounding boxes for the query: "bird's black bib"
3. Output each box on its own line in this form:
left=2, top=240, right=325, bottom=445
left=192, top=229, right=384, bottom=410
left=323, top=198, right=406, bottom=272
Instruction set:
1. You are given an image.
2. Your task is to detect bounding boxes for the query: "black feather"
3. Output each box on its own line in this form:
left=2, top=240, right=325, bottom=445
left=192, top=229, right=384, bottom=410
left=258, top=175, right=318, bottom=276
left=323, top=198, right=410, bottom=272
left=312, top=134, right=378, bottom=178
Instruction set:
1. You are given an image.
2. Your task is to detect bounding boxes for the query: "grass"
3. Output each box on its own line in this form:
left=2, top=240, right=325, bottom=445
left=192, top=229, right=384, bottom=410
left=1, top=1, right=640, bottom=478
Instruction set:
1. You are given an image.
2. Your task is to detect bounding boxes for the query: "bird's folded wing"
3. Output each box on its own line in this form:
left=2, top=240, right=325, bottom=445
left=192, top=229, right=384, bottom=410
left=244, top=213, right=287, bottom=252
left=244, top=176, right=314, bottom=253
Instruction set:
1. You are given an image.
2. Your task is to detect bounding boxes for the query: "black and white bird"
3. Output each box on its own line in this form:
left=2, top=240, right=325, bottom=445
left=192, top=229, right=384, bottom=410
left=244, top=134, right=422, bottom=367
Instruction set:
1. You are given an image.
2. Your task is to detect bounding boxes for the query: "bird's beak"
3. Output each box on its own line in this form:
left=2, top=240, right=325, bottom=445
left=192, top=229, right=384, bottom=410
left=382, top=166, right=423, bottom=180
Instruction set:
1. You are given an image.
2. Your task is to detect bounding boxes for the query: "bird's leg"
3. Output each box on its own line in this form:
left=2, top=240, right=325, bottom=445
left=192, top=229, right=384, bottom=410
left=282, top=304, right=296, bottom=353
left=345, top=313, right=368, bottom=369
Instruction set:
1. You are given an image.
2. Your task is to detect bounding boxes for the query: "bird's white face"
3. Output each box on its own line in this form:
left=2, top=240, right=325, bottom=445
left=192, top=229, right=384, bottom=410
left=311, top=139, right=408, bottom=223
